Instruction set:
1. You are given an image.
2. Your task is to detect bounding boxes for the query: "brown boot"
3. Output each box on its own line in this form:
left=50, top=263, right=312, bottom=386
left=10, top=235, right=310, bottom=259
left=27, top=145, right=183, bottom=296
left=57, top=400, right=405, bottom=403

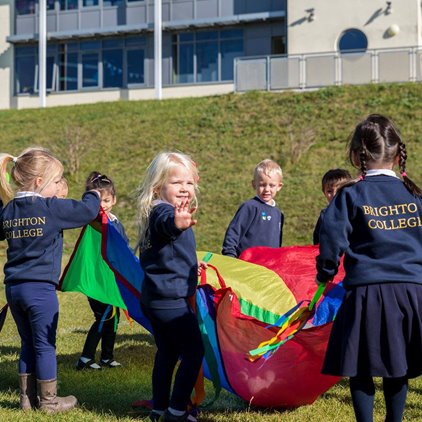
left=38, top=378, right=78, bottom=414
left=19, top=373, right=38, bottom=410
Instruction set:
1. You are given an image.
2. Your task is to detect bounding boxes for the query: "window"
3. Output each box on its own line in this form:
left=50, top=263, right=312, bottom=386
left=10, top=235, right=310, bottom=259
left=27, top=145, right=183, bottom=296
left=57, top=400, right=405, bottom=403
left=16, top=37, right=146, bottom=93
left=172, top=29, right=243, bottom=84
left=82, top=53, right=99, bottom=87
left=338, top=29, right=368, bottom=53
left=103, top=0, right=124, bottom=5
left=103, top=49, right=123, bottom=88
left=83, top=0, right=99, bottom=6
left=271, top=36, right=286, bottom=55
left=15, top=47, right=36, bottom=93
left=59, top=44, right=78, bottom=91
left=60, top=0, right=79, bottom=10
left=196, top=31, right=218, bottom=83
left=16, top=0, right=36, bottom=15
left=127, top=49, right=144, bottom=84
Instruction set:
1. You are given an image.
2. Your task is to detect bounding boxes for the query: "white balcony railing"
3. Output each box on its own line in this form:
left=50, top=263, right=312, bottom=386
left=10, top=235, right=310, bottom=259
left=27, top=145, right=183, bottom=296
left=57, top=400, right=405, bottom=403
left=234, top=47, right=422, bottom=92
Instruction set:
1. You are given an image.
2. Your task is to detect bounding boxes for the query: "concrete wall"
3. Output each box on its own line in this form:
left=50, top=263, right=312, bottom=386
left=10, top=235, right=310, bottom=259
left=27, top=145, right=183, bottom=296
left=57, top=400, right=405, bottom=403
left=12, top=82, right=233, bottom=109
left=0, top=0, right=13, bottom=109
left=287, top=0, right=422, bottom=55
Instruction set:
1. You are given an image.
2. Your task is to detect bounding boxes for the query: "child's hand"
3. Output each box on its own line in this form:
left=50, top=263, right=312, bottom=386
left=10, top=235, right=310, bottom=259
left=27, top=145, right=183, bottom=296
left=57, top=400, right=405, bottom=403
left=174, top=199, right=197, bottom=230
left=197, top=260, right=208, bottom=276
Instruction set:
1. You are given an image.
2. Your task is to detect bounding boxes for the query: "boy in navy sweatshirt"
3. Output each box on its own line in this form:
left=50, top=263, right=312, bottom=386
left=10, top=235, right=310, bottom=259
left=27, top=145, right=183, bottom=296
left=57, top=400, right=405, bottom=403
left=222, top=159, right=284, bottom=258
left=313, top=168, right=352, bottom=245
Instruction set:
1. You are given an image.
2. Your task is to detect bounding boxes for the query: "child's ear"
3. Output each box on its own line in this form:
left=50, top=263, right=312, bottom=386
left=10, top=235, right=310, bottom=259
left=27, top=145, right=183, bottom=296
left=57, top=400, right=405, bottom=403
left=277, top=182, right=283, bottom=192
left=34, top=176, right=43, bottom=188
left=251, top=179, right=256, bottom=189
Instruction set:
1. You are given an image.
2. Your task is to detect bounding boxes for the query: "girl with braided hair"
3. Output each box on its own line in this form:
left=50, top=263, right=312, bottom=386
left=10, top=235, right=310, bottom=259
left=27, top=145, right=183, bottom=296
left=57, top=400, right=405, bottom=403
left=316, top=114, right=422, bottom=422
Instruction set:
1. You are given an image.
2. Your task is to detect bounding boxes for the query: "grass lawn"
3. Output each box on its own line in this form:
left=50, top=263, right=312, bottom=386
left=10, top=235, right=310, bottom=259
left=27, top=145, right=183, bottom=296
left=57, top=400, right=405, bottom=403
left=1, top=83, right=422, bottom=420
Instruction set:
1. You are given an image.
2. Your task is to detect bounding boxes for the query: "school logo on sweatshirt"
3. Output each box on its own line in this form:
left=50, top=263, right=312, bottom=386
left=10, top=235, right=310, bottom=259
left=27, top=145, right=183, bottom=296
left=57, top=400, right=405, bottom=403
left=261, top=212, right=272, bottom=221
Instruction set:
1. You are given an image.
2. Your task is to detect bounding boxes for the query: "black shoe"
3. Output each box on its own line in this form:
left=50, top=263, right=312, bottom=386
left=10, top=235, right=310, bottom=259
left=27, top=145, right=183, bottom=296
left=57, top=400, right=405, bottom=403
left=75, top=358, right=102, bottom=370
left=100, top=359, right=122, bottom=368
left=160, top=409, right=197, bottom=422
left=149, top=410, right=163, bottom=421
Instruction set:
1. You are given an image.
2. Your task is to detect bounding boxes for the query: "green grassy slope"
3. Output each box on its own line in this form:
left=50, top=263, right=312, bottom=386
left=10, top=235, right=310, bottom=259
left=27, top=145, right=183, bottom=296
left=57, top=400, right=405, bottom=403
left=0, top=83, right=422, bottom=421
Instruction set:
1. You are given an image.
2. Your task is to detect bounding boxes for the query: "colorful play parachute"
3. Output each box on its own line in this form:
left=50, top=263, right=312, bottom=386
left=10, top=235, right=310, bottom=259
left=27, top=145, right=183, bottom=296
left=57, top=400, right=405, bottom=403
left=61, top=213, right=346, bottom=408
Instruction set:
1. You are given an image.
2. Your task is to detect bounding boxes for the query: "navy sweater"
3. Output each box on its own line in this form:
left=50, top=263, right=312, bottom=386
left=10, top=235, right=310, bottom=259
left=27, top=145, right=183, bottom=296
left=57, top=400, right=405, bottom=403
left=316, top=175, right=422, bottom=288
left=313, top=208, right=327, bottom=245
left=1, top=191, right=100, bottom=285
left=222, top=196, right=284, bottom=258
left=140, top=202, right=198, bottom=309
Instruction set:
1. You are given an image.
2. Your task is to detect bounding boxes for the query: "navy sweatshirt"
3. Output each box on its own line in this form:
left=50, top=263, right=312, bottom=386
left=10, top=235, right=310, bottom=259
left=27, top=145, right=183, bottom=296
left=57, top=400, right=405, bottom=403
left=313, top=208, right=327, bottom=245
left=222, top=196, right=284, bottom=258
left=140, top=202, right=198, bottom=309
left=316, top=174, right=422, bottom=288
left=1, top=191, right=100, bottom=285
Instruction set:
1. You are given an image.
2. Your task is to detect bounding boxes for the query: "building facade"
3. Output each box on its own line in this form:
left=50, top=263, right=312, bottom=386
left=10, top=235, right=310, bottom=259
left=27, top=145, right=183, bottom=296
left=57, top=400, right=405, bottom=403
left=0, top=1, right=421, bottom=109
left=0, top=0, right=286, bottom=109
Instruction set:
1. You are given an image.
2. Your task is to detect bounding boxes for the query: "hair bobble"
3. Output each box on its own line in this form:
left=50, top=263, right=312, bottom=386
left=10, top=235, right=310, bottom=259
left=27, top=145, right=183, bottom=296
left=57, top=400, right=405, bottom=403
left=12, top=156, right=17, bottom=163
left=401, top=171, right=407, bottom=178
left=359, top=174, right=365, bottom=181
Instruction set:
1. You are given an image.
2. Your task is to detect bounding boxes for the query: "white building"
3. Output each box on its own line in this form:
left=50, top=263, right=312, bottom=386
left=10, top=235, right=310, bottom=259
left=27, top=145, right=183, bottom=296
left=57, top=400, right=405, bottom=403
left=0, top=0, right=421, bottom=110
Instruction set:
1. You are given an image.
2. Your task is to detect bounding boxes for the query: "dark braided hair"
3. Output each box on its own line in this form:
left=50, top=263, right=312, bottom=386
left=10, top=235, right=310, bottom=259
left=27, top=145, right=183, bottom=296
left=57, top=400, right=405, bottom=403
left=349, top=114, right=422, bottom=196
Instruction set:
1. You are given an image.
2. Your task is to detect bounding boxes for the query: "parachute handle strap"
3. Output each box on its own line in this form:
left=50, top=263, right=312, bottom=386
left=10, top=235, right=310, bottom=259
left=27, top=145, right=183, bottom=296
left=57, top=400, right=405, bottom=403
left=200, top=264, right=227, bottom=289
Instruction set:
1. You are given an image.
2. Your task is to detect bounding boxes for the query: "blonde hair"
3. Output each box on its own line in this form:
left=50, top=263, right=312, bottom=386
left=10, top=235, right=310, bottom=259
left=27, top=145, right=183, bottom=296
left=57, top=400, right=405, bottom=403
left=136, top=152, right=199, bottom=251
left=253, top=159, right=283, bottom=181
left=0, top=147, right=63, bottom=204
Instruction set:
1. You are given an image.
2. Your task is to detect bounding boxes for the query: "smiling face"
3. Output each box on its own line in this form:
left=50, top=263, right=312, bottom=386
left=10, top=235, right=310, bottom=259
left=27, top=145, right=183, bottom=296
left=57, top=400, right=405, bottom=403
left=252, top=172, right=283, bottom=205
left=159, top=165, right=195, bottom=207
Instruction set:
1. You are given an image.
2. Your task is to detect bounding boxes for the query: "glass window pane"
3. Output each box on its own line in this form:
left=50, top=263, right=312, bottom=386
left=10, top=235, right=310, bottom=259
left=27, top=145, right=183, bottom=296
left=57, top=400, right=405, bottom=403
left=221, top=39, right=243, bottom=81
left=80, top=40, right=101, bottom=50
left=179, top=33, right=194, bottom=43
left=67, top=41, right=79, bottom=52
left=103, top=39, right=124, bottom=49
left=176, top=43, right=194, bottom=83
left=60, top=0, right=79, bottom=10
left=125, top=36, right=146, bottom=47
left=60, top=51, right=78, bottom=91
left=15, top=46, right=36, bottom=56
left=103, top=49, right=123, bottom=88
left=16, top=55, right=36, bottom=94
left=47, top=0, right=55, bottom=10
left=82, top=53, right=99, bottom=87
left=220, top=29, right=243, bottom=39
left=339, top=29, right=368, bottom=53
left=196, top=41, right=218, bottom=82
left=127, top=49, right=144, bottom=84
left=197, top=31, right=218, bottom=41
left=104, top=0, right=124, bottom=5
left=83, top=0, right=99, bottom=6
left=16, top=0, right=36, bottom=15
left=46, top=56, right=55, bottom=90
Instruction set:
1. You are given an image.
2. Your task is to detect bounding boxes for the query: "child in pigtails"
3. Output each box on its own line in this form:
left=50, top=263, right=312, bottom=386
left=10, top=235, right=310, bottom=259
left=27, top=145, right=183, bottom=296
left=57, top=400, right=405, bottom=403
left=316, top=115, right=422, bottom=422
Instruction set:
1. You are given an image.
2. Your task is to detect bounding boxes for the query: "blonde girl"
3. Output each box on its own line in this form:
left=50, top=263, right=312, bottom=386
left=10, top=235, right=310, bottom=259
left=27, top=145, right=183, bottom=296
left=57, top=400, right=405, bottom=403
left=137, top=152, right=204, bottom=422
left=0, top=148, right=100, bottom=413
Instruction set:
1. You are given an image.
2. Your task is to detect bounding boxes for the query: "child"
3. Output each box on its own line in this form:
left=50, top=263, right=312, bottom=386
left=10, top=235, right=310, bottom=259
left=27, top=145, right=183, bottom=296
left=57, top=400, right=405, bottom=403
left=76, top=172, right=128, bottom=370
left=137, top=152, right=205, bottom=422
left=313, top=168, right=352, bottom=245
left=316, top=114, right=422, bottom=422
left=0, top=148, right=100, bottom=413
left=222, top=159, right=284, bottom=257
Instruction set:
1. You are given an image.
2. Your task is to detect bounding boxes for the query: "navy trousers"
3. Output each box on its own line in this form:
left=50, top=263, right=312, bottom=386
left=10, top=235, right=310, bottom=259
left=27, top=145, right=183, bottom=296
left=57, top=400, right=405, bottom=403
left=6, top=281, right=58, bottom=380
left=142, top=301, right=205, bottom=412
